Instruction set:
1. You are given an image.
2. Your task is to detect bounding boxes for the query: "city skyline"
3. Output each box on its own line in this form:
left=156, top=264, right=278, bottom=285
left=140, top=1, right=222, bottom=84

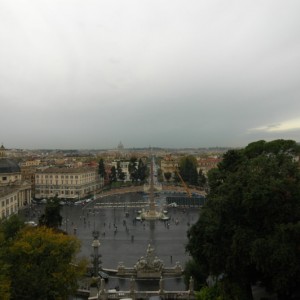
left=1, top=1, right=300, bottom=150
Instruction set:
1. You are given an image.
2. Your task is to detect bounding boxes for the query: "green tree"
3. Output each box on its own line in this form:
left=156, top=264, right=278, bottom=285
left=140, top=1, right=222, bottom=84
left=117, top=161, right=125, bottom=181
left=128, top=156, right=138, bottom=182
left=39, top=196, right=62, bottom=229
left=179, top=155, right=199, bottom=186
left=184, top=259, right=207, bottom=291
left=137, top=158, right=147, bottom=182
left=186, top=140, right=300, bottom=300
left=8, top=226, right=86, bottom=300
left=198, top=169, right=207, bottom=188
left=98, top=158, right=106, bottom=179
left=1, top=214, right=25, bottom=241
left=164, top=172, right=172, bottom=182
left=109, top=166, right=117, bottom=183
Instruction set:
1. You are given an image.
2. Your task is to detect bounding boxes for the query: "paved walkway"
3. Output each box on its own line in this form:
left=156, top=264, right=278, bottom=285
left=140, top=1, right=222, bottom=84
left=61, top=191, right=201, bottom=291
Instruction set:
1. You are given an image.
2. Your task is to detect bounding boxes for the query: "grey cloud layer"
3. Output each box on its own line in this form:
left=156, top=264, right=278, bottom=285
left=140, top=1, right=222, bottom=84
left=0, top=0, right=300, bottom=149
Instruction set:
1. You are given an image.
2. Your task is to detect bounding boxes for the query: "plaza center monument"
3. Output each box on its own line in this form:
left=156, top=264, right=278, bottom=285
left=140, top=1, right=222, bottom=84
left=138, top=157, right=168, bottom=221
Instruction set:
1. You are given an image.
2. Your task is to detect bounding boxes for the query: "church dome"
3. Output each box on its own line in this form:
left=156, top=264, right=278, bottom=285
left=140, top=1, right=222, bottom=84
left=0, top=158, right=20, bottom=173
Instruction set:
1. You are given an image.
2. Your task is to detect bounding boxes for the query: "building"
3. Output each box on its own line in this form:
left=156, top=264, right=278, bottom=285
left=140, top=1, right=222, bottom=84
left=20, top=159, right=41, bottom=199
left=111, top=160, right=131, bottom=181
left=35, top=166, right=103, bottom=200
left=0, top=145, right=32, bottom=219
left=197, top=156, right=222, bottom=174
left=160, top=156, right=178, bottom=181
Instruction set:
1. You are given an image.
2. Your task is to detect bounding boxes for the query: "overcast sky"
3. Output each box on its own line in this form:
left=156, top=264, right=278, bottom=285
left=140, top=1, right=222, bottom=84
left=1, top=0, right=300, bottom=149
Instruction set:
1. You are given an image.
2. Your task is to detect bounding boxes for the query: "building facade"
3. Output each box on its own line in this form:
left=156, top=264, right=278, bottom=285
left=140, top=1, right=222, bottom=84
left=111, top=160, right=131, bottom=181
left=35, top=167, right=103, bottom=200
left=0, top=145, right=32, bottom=219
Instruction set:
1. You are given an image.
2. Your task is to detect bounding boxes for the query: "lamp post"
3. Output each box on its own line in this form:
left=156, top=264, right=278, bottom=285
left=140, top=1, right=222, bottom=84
left=91, top=230, right=101, bottom=277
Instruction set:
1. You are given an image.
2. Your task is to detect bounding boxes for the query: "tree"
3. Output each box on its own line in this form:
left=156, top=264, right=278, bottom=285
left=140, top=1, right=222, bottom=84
left=186, top=140, right=300, bottom=300
left=117, top=161, right=125, bottom=181
left=39, top=196, right=62, bottom=229
left=128, top=156, right=138, bottom=182
left=7, top=226, right=86, bottom=300
left=109, top=166, right=117, bottom=183
left=164, top=172, right=172, bottom=182
left=179, top=155, right=199, bottom=186
left=98, top=158, right=106, bottom=179
left=198, top=169, right=207, bottom=188
left=137, top=158, right=147, bottom=182
left=1, top=214, right=25, bottom=241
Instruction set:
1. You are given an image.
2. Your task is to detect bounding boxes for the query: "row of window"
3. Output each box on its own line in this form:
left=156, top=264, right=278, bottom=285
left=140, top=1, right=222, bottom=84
left=36, top=173, right=95, bottom=179
left=1, top=195, right=17, bottom=207
left=1, top=175, right=19, bottom=181
left=36, top=180, right=80, bottom=185
left=1, top=205, right=17, bottom=218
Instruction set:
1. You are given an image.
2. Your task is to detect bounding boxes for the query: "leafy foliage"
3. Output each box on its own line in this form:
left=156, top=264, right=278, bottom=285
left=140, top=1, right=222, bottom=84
left=116, top=161, right=126, bottom=181
left=39, top=197, right=62, bottom=229
left=109, top=165, right=117, bottom=183
left=98, top=158, right=106, bottom=179
left=178, top=155, right=199, bottom=185
left=184, top=259, right=207, bottom=290
left=137, top=158, right=147, bottom=182
left=164, top=172, right=172, bottom=181
left=8, top=226, right=86, bottom=300
left=186, top=140, right=300, bottom=300
left=128, top=157, right=148, bottom=182
left=128, top=156, right=138, bottom=182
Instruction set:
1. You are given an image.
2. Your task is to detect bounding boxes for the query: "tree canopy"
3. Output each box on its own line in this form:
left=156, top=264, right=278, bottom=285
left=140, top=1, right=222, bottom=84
left=178, top=155, right=199, bottom=186
left=98, top=158, right=106, bottom=179
left=128, top=156, right=148, bottom=182
left=39, top=197, right=62, bottom=229
left=0, top=220, right=87, bottom=300
left=186, top=140, right=300, bottom=300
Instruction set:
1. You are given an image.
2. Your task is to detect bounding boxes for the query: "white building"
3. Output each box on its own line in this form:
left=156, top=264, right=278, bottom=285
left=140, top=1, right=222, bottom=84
left=35, top=167, right=103, bottom=200
left=111, top=160, right=131, bottom=181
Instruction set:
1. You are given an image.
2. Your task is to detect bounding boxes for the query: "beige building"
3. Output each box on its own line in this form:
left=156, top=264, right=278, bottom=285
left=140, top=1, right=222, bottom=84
left=35, top=167, right=103, bottom=200
left=160, top=156, right=178, bottom=180
left=0, top=145, right=32, bottom=219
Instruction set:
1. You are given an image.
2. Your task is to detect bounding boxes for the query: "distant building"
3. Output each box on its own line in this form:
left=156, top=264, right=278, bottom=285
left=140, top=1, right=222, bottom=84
left=197, top=156, right=222, bottom=174
left=111, top=160, right=131, bottom=181
left=20, top=159, right=41, bottom=199
left=0, top=145, right=32, bottom=219
left=35, top=166, right=103, bottom=200
left=117, top=141, right=124, bottom=151
left=160, top=156, right=178, bottom=180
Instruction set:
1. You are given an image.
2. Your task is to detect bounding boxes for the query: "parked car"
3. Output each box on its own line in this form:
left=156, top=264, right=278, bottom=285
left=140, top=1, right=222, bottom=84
left=25, top=221, right=37, bottom=227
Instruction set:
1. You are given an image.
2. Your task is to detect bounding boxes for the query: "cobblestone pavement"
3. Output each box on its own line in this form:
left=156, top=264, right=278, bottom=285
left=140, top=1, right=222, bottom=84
left=25, top=191, right=202, bottom=292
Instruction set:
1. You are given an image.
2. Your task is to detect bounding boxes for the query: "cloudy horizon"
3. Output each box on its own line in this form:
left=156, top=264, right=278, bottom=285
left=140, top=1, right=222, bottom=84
left=1, top=0, right=300, bottom=150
